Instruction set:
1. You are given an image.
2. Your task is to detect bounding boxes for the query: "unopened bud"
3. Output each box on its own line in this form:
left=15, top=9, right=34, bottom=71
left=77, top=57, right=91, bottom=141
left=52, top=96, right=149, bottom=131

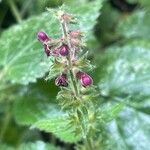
left=37, top=31, right=49, bottom=43
left=62, top=13, right=73, bottom=23
left=77, top=71, right=93, bottom=87
left=69, top=30, right=82, bottom=38
left=71, top=38, right=80, bottom=47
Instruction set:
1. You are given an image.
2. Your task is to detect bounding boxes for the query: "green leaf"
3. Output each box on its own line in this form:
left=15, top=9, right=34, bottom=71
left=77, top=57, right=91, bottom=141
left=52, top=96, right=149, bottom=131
left=32, top=118, right=80, bottom=143
left=70, top=0, right=102, bottom=45
left=0, top=0, right=101, bottom=85
left=138, top=0, right=150, bottom=7
left=0, top=141, right=61, bottom=150
left=117, top=10, right=150, bottom=39
left=96, top=40, right=150, bottom=98
left=0, top=144, right=13, bottom=150
left=100, top=102, right=125, bottom=122
left=64, top=0, right=88, bottom=5
left=18, top=141, right=61, bottom=150
left=13, top=97, right=80, bottom=143
left=106, top=107, right=150, bottom=150
left=95, top=39, right=150, bottom=149
left=127, top=0, right=150, bottom=8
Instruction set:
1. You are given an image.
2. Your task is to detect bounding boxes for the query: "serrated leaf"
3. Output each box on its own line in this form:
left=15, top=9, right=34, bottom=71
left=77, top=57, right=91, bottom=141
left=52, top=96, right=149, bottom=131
left=32, top=117, right=80, bottom=143
left=117, top=10, right=150, bottom=39
left=0, top=0, right=101, bottom=85
left=13, top=97, right=81, bottom=143
left=95, top=39, right=150, bottom=149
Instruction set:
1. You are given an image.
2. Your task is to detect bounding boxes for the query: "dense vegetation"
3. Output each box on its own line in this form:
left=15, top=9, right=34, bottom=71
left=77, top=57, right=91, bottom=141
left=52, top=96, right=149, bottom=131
left=0, top=0, right=149, bottom=149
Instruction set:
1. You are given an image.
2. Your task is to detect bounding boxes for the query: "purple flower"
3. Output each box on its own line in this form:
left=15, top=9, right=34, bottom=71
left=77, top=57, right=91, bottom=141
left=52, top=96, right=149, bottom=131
left=55, top=74, right=68, bottom=87
left=37, top=31, right=49, bottom=43
left=58, top=45, right=69, bottom=56
left=77, top=71, right=93, bottom=87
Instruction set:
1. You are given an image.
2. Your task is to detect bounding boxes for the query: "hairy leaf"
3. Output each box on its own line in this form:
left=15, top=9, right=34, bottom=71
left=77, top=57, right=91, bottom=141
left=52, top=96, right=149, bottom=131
left=0, top=0, right=101, bottom=85
left=96, top=40, right=150, bottom=98
left=95, top=39, right=150, bottom=149
left=13, top=97, right=80, bottom=143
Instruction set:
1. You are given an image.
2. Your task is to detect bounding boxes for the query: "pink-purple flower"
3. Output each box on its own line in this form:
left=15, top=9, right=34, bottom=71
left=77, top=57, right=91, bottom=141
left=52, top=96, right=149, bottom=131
left=37, top=31, right=49, bottom=43
left=58, top=45, right=69, bottom=56
left=55, top=74, right=68, bottom=87
left=77, top=71, right=93, bottom=87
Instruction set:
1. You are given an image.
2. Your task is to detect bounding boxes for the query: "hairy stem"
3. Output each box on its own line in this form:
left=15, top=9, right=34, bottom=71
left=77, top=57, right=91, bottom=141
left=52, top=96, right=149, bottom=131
left=61, top=21, right=79, bottom=97
left=60, top=14, right=94, bottom=150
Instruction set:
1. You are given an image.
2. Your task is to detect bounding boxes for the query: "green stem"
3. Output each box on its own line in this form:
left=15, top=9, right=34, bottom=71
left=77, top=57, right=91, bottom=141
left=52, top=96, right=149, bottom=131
left=61, top=21, right=79, bottom=97
left=60, top=13, right=94, bottom=150
left=0, top=103, right=11, bottom=143
left=7, top=0, right=22, bottom=23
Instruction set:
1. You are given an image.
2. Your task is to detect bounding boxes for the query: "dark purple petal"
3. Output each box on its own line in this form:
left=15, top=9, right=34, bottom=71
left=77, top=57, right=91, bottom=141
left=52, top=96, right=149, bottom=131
left=55, top=74, right=68, bottom=87
left=59, top=45, right=69, bottom=56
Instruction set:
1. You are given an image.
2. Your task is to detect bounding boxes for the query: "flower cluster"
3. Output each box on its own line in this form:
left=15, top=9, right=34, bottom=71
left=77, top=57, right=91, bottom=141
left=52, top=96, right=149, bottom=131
left=37, top=11, right=99, bottom=150
left=37, top=11, right=93, bottom=89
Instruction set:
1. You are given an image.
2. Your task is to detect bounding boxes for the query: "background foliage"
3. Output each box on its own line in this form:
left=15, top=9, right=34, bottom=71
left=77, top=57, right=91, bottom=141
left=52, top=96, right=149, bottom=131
left=0, top=0, right=150, bottom=149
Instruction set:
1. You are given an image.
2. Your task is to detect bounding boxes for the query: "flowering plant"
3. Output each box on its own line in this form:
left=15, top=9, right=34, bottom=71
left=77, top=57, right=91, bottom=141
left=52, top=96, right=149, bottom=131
left=0, top=0, right=149, bottom=149
left=37, top=10, right=101, bottom=149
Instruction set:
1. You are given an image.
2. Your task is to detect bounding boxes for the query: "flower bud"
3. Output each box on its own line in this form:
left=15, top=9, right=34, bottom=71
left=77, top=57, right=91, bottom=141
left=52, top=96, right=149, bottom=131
left=77, top=72, right=93, bottom=87
left=62, top=13, right=73, bottom=23
left=71, top=38, right=80, bottom=47
left=59, top=45, right=69, bottom=56
left=70, top=30, right=82, bottom=38
left=55, top=74, right=68, bottom=87
left=37, top=31, right=49, bottom=43
left=44, top=44, right=51, bottom=56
